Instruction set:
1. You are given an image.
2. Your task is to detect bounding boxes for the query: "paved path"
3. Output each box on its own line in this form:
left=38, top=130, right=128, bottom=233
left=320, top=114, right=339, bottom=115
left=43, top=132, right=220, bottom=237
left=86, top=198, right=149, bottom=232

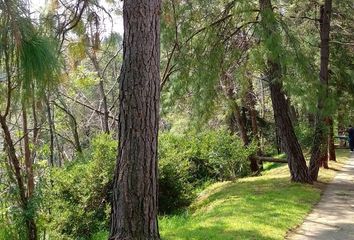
left=288, top=153, right=354, bottom=240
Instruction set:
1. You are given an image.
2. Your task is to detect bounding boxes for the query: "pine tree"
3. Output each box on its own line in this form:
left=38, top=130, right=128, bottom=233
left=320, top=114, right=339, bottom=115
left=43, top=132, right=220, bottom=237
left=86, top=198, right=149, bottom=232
left=109, top=0, right=161, bottom=239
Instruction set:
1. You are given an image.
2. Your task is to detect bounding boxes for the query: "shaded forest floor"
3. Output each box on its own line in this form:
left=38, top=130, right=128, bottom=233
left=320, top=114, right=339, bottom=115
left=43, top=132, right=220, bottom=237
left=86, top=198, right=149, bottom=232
left=158, top=150, right=349, bottom=240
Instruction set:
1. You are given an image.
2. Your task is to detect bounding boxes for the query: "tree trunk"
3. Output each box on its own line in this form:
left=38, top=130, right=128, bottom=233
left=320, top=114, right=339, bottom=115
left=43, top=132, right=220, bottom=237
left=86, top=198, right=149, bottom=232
left=245, top=79, right=261, bottom=171
left=45, top=96, right=55, bottom=166
left=259, top=0, right=311, bottom=183
left=22, top=105, right=34, bottom=197
left=86, top=37, right=110, bottom=134
left=287, top=98, right=298, bottom=125
left=270, top=81, right=311, bottom=182
left=328, top=117, right=336, bottom=161
left=55, top=101, right=82, bottom=154
left=307, top=113, right=315, bottom=128
left=309, top=0, right=332, bottom=181
left=22, top=105, right=38, bottom=240
left=0, top=115, right=37, bottom=240
left=245, top=79, right=261, bottom=151
left=234, top=102, right=249, bottom=146
left=220, top=72, right=259, bottom=172
left=109, top=0, right=161, bottom=239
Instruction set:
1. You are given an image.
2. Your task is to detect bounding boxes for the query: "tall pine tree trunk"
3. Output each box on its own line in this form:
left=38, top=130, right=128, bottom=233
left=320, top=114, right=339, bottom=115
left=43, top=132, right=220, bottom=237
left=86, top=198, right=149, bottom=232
left=109, top=0, right=161, bottom=239
left=259, top=0, right=311, bottom=183
left=309, top=0, right=332, bottom=181
left=269, top=79, right=311, bottom=182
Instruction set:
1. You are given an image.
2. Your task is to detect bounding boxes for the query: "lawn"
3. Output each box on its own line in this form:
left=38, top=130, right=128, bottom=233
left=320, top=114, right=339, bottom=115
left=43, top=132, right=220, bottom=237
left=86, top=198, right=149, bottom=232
left=159, top=150, right=349, bottom=240
left=92, top=151, right=349, bottom=240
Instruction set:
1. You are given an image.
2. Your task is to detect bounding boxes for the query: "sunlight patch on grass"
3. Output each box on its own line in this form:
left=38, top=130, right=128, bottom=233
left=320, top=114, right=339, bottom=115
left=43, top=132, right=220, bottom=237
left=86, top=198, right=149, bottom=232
left=159, top=150, right=349, bottom=240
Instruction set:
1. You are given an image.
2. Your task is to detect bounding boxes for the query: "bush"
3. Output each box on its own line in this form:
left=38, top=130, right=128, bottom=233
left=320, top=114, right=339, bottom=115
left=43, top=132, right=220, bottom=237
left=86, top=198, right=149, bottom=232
left=42, top=134, right=116, bottom=239
left=158, top=129, right=255, bottom=213
left=158, top=133, right=196, bottom=213
left=40, top=130, right=255, bottom=237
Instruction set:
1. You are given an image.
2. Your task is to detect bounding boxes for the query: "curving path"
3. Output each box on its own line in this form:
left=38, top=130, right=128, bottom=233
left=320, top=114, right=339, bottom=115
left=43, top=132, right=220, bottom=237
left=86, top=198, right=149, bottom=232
left=288, top=153, right=354, bottom=240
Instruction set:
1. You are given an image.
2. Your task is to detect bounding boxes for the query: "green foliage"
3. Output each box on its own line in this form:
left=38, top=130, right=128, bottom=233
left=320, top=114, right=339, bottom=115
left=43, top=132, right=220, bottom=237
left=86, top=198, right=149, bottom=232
left=0, top=1, right=60, bottom=101
left=41, top=134, right=116, bottom=239
left=161, top=0, right=258, bottom=124
left=38, top=130, right=255, bottom=238
left=0, top=148, right=45, bottom=240
left=158, top=129, right=255, bottom=213
left=159, top=151, right=350, bottom=240
left=19, top=32, right=60, bottom=98
left=295, top=122, right=315, bottom=149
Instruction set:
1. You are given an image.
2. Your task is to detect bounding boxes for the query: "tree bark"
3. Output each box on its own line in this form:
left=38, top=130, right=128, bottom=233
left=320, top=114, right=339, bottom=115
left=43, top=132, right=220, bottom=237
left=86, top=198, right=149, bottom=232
left=55, top=101, right=82, bottom=153
left=233, top=102, right=249, bottom=146
left=245, top=79, right=261, bottom=151
left=269, top=80, right=311, bottom=182
left=22, top=105, right=38, bottom=240
left=328, top=117, right=336, bottom=161
left=22, top=105, right=34, bottom=197
left=259, top=0, right=312, bottom=183
left=287, top=98, right=298, bottom=125
left=45, top=96, right=55, bottom=166
left=86, top=28, right=110, bottom=134
left=109, top=0, right=161, bottom=239
left=220, top=72, right=259, bottom=172
left=0, top=115, right=37, bottom=240
left=309, top=0, right=332, bottom=181
left=245, top=79, right=261, bottom=171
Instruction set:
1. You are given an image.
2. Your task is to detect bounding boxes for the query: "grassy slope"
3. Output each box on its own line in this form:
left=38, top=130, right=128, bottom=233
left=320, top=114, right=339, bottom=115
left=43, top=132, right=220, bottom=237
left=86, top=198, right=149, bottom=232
left=159, top=150, right=349, bottom=240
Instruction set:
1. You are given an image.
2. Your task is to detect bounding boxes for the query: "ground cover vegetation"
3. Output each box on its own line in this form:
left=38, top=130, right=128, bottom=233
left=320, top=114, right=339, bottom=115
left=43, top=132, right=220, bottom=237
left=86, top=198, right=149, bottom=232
left=0, top=0, right=353, bottom=239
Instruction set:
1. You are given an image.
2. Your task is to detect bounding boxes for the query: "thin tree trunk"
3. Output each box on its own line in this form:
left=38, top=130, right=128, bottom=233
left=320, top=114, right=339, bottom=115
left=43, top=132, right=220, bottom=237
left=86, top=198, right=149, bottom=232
left=22, top=105, right=34, bottom=197
left=220, top=72, right=259, bottom=172
left=0, top=115, right=37, bottom=240
left=245, top=79, right=261, bottom=171
left=234, top=102, right=249, bottom=146
left=45, top=96, right=55, bottom=166
left=0, top=116, right=26, bottom=204
left=109, top=0, right=161, bottom=239
left=328, top=117, right=336, bottom=161
left=309, top=0, right=332, bottom=181
left=22, top=104, right=38, bottom=240
left=86, top=19, right=110, bottom=134
left=287, top=98, right=298, bottom=125
left=246, top=78, right=261, bottom=152
left=55, top=101, right=82, bottom=153
left=337, top=109, right=346, bottom=147
left=259, top=0, right=311, bottom=183
left=89, top=53, right=110, bottom=134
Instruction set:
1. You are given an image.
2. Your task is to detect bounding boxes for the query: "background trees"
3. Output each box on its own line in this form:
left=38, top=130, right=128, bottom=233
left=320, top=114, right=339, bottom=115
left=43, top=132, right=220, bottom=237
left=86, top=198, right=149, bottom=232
left=0, top=0, right=353, bottom=239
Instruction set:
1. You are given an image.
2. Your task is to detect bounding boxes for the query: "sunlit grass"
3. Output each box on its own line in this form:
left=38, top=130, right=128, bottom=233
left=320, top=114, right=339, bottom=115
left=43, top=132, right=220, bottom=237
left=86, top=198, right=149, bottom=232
left=91, top=151, right=349, bottom=240
left=159, top=150, right=349, bottom=240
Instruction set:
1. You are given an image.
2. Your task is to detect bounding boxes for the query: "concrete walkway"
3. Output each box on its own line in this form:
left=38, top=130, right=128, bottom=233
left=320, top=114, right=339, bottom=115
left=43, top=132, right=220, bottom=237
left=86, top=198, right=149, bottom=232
left=288, top=153, right=354, bottom=240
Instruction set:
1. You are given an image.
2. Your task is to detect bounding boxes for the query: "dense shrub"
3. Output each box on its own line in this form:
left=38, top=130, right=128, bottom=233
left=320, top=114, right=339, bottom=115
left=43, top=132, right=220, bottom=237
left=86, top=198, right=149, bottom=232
left=42, top=134, right=116, bottom=239
left=40, top=130, right=255, bottom=238
left=158, top=129, right=255, bottom=213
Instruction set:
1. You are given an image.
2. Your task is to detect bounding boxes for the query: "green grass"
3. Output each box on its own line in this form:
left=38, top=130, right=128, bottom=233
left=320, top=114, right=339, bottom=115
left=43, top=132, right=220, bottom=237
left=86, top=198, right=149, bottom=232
left=93, top=151, right=349, bottom=240
left=159, top=150, right=349, bottom=240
